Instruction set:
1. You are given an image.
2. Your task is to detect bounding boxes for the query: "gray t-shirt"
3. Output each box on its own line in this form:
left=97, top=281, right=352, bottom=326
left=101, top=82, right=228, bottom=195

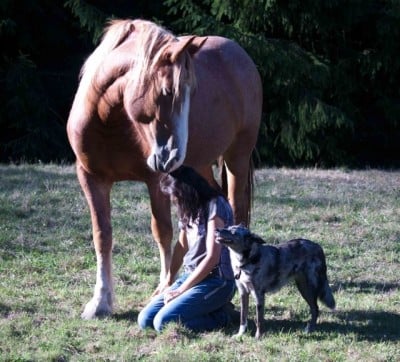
left=181, top=196, right=234, bottom=280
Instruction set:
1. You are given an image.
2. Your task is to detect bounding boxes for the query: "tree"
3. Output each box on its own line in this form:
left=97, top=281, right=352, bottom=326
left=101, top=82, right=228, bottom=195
left=165, top=0, right=400, bottom=167
left=0, top=0, right=167, bottom=163
left=0, top=0, right=82, bottom=162
left=1, top=0, right=399, bottom=167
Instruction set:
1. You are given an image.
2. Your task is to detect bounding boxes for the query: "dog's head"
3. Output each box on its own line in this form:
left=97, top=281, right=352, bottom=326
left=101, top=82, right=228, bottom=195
left=215, top=224, right=265, bottom=254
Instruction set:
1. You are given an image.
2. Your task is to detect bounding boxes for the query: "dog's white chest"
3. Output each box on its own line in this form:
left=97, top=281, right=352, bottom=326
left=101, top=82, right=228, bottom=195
left=235, top=268, right=256, bottom=293
left=231, top=253, right=258, bottom=293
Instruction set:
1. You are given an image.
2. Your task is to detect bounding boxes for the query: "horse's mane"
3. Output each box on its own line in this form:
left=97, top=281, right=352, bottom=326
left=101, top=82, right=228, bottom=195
left=127, top=20, right=196, bottom=103
left=80, top=19, right=136, bottom=81
left=78, top=19, right=195, bottom=109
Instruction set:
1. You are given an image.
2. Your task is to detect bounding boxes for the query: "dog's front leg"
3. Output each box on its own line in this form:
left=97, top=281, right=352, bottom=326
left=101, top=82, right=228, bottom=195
left=235, top=290, right=249, bottom=337
left=254, top=292, right=265, bottom=339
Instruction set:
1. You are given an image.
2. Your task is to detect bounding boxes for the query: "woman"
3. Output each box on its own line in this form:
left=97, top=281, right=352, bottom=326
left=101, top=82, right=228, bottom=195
left=138, top=165, right=236, bottom=332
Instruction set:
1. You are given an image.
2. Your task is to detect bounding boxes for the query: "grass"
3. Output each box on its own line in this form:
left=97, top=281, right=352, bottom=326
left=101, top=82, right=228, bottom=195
left=0, top=164, right=399, bottom=361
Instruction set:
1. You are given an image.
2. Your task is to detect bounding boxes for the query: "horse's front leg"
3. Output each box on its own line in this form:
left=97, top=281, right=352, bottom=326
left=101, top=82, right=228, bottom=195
left=147, top=177, right=172, bottom=289
left=77, top=165, right=114, bottom=319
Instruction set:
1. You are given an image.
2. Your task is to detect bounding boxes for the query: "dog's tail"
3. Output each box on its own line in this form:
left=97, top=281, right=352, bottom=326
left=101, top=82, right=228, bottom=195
left=319, top=279, right=335, bottom=310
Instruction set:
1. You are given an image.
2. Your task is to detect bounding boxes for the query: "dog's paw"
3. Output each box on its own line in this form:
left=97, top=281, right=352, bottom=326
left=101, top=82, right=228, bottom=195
left=255, top=330, right=263, bottom=339
left=304, top=323, right=316, bottom=333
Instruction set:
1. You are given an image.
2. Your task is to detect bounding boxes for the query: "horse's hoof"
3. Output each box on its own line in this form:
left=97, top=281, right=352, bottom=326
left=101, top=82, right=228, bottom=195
left=81, top=299, right=112, bottom=319
left=232, top=332, right=245, bottom=340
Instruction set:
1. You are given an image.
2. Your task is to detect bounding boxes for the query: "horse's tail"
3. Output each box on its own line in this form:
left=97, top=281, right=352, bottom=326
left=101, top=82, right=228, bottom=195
left=246, top=156, right=255, bottom=226
left=217, top=156, right=228, bottom=197
left=219, top=155, right=255, bottom=227
left=80, top=19, right=136, bottom=79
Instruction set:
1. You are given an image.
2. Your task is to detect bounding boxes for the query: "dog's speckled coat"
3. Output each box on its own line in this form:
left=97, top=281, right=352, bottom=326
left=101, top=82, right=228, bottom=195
left=216, top=224, right=336, bottom=338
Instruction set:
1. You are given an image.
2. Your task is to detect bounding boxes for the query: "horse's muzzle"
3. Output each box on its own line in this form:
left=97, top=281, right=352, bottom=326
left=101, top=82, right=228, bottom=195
left=147, top=147, right=181, bottom=173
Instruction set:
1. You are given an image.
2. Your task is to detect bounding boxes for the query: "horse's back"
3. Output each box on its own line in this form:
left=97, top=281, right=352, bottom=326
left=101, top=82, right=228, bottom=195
left=184, top=35, right=261, bottom=91
left=183, top=35, right=262, bottom=165
left=192, top=35, right=262, bottom=126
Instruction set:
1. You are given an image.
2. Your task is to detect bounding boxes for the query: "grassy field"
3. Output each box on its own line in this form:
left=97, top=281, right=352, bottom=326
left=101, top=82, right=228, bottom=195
left=0, top=164, right=399, bottom=361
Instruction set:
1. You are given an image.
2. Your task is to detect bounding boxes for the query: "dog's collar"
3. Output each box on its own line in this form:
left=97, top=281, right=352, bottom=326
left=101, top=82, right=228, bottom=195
left=234, top=249, right=261, bottom=279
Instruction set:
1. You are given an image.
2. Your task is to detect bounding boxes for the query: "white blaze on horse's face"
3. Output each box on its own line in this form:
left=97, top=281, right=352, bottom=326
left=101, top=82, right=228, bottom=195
left=124, top=33, right=204, bottom=173
left=146, top=85, right=190, bottom=173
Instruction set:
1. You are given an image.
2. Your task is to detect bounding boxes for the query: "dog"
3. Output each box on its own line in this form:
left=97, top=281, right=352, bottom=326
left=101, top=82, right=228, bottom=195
left=215, top=224, right=336, bottom=338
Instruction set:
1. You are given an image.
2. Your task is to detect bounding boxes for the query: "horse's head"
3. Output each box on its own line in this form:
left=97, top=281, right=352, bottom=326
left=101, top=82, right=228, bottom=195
left=125, top=24, right=206, bottom=173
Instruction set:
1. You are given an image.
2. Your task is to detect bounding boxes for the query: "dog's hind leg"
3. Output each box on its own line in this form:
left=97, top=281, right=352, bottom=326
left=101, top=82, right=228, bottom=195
left=235, top=291, right=249, bottom=337
left=254, top=291, right=265, bottom=339
left=295, top=275, right=319, bottom=333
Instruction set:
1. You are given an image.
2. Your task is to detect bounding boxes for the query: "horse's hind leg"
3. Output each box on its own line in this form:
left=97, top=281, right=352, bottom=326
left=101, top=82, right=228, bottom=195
left=224, top=137, right=255, bottom=225
left=77, top=164, right=114, bottom=319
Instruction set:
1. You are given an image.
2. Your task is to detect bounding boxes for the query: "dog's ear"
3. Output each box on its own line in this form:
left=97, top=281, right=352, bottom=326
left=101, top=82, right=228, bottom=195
left=250, top=233, right=265, bottom=244
left=248, top=242, right=261, bottom=263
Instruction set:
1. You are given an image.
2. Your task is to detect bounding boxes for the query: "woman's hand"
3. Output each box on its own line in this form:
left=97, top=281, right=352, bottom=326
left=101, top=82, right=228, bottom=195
left=164, top=288, right=183, bottom=304
left=151, top=279, right=172, bottom=297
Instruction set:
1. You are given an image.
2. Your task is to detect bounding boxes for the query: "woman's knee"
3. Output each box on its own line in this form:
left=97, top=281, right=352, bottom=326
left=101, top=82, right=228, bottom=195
left=137, top=309, right=154, bottom=330
left=153, top=309, right=177, bottom=332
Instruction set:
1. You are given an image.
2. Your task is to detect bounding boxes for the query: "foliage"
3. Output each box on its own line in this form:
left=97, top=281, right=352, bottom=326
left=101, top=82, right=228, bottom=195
left=0, top=0, right=87, bottom=162
left=165, top=0, right=400, bottom=167
left=0, top=0, right=165, bottom=163
left=0, top=1, right=399, bottom=166
left=65, top=0, right=168, bottom=44
left=0, top=54, right=69, bottom=162
left=64, top=0, right=108, bottom=44
left=0, top=164, right=399, bottom=360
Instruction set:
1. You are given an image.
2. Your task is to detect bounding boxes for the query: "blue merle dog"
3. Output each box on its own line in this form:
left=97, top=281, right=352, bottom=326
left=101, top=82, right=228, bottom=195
left=216, top=224, right=336, bottom=338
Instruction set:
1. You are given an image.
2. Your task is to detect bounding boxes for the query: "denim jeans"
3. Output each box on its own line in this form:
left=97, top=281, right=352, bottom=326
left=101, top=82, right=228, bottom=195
left=137, top=273, right=236, bottom=332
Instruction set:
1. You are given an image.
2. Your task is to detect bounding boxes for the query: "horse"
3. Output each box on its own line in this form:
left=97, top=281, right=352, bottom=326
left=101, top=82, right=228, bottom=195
left=67, top=19, right=262, bottom=319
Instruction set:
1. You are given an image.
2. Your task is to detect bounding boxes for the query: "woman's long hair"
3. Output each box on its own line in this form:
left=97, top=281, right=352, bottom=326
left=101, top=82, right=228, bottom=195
left=160, top=165, right=223, bottom=226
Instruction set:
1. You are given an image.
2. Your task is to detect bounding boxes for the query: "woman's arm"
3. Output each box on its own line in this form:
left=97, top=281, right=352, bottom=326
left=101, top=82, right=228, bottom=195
left=164, top=216, right=224, bottom=303
left=166, top=229, right=188, bottom=284
left=153, top=229, right=188, bottom=295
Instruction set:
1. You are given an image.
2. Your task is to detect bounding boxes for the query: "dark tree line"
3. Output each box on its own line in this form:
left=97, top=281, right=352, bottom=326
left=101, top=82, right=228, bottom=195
left=1, top=0, right=399, bottom=167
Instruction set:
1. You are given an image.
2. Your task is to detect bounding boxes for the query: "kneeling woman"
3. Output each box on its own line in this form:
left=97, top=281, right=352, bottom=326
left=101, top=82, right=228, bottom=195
left=138, top=165, right=236, bottom=332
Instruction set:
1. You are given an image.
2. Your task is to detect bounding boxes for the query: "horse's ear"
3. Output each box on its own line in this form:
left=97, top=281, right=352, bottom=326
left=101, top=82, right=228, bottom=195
left=186, top=36, right=207, bottom=56
left=168, top=36, right=207, bottom=63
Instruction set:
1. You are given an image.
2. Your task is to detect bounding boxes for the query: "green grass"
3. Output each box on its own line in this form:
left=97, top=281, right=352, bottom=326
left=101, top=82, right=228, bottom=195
left=0, top=164, right=399, bottom=361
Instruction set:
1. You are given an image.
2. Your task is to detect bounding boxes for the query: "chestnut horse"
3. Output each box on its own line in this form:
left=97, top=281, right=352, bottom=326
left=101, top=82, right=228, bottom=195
left=67, top=19, right=262, bottom=319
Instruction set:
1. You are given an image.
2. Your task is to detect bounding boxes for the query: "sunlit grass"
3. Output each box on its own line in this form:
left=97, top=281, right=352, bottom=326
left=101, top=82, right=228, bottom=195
left=0, top=164, right=399, bottom=361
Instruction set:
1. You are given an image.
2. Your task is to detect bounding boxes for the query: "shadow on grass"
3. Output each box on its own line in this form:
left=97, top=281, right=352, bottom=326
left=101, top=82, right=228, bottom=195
left=334, top=280, right=400, bottom=294
left=223, top=308, right=400, bottom=342
left=0, top=302, right=13, bottom=317
left=112, top=310, right=139, bottom=322
left=107, top=304, right=400, bottom=344
left=330, top=309, right=400, bottom=342
left=256, top=194, right=363, bottom=210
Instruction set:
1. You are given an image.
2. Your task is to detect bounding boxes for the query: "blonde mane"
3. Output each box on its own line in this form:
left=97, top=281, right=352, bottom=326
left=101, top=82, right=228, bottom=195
left=80, top=19, right=135, bottom=81
left=127, top=20, right=196, bottom=104
left=77, top=19, right=196, bottom=112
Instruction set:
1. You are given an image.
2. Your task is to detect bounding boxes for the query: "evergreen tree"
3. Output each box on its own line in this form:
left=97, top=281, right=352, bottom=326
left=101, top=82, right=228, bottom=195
left=0, top=0, right=81, bottom=162
left=1, top=0, right=399, bottom=166
left=165, top=0, right=400, bottom=167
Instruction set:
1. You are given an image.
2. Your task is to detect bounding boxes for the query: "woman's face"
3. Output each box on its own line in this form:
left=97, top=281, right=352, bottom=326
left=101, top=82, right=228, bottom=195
left=160, top=175, right=179, bottom=203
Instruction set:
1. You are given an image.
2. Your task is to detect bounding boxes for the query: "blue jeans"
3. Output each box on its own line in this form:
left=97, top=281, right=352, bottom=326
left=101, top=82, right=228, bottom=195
left=138, top=273, right=236, bottom=332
